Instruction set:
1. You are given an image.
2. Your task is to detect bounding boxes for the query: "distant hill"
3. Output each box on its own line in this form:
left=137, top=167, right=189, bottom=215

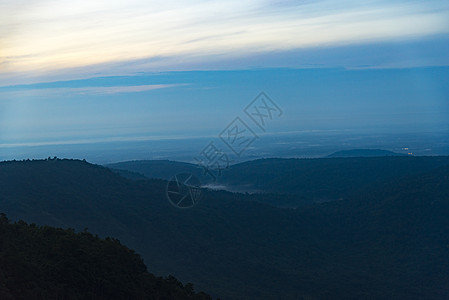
left=110, top=168, right=149, bottom=180
left=328, top=149, right=406, bottom=157
left=0, top=213, right=211, bottom=300
left=217, top=156, right=449, bottom=204
left=108, top=157, right=449, bottom=206
left=1, top=158, right=449, bottom=299
left=106, top=160, right=204, bottom=181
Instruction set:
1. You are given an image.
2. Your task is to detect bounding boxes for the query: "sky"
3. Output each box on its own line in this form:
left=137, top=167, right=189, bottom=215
left=2, top=0, right=449, bottom=81
left=0, top=0, right=448, bottom=160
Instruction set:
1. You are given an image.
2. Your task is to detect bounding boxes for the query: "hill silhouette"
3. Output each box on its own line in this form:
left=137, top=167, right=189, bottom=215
left=108, top=156, right=449, bottom=205
left=0, top=213, right=211, bottom=300
left=218, top=156, right=449, bottom=203
left=106, top=160, right=203, bottom=180
left=327, top=149, right=406, bottom=157
left=1, top=158, right=448, bottom=299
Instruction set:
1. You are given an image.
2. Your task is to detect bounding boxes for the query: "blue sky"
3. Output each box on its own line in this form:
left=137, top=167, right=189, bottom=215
left=0, top=0, right=448, bottom=153
left=2, top=0, right=449, bottom=82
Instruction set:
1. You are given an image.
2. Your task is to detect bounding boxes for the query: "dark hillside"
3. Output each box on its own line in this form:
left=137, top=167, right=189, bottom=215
left=218, top=156, right=449, bottom=202
left=1, top=158, right=448, bottom=299
left=0, top=213, right=211, bottom=300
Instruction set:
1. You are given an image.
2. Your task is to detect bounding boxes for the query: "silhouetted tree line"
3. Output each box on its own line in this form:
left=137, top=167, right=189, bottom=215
left=0, top=213, right=211, bottom=300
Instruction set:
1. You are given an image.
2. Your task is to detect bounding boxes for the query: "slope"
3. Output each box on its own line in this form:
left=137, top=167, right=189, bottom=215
left=1, top=158, right=448, bottom=299
left=0, top=214, right=211, bottom=300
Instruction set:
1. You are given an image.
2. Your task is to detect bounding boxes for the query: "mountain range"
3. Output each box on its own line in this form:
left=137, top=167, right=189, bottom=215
left=1, top=156, right=448, bottom=299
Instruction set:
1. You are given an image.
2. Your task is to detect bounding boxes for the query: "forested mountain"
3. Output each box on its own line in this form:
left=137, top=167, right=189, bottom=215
left=0, top=214, right=211, bottom=300
left=106, top=160, right=202, bottom=180
left=1, top=158, right=449, bottom=299
left=218, top=156, right=449, bottom=201
left=109, top=156, right=449, bottom=205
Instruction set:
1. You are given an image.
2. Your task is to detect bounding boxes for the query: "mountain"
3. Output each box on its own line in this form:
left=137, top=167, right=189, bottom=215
left=0, top=214, right=211, bottom=300
left=1, top=158, right=449, bottom=299
left=111, top=168, right=149, bottom=180
left=327, top=149, right=407, bottom=157
left=219, top=156, right=449, bottom=200
left=106, top=160, right=203, bottom=180
left=217, top=156, right=449, bottom=206
left=108, top=157, right=449, bottom=206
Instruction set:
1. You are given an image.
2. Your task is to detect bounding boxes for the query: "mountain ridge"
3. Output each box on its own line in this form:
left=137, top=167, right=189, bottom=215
left=106, top=156, right=449, bottom=206
left=1, top=158, right=448, bottom=299
left=0, top=213, right=212, bottom=300
left=327, top=148, right=407, bottom=157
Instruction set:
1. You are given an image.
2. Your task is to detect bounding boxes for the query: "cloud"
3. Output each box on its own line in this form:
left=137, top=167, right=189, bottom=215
left=1, top=0, right=448, bottom=81
left=0, top=133, right=205, bottom=148
left=0, top=84, right=184, bottom=97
